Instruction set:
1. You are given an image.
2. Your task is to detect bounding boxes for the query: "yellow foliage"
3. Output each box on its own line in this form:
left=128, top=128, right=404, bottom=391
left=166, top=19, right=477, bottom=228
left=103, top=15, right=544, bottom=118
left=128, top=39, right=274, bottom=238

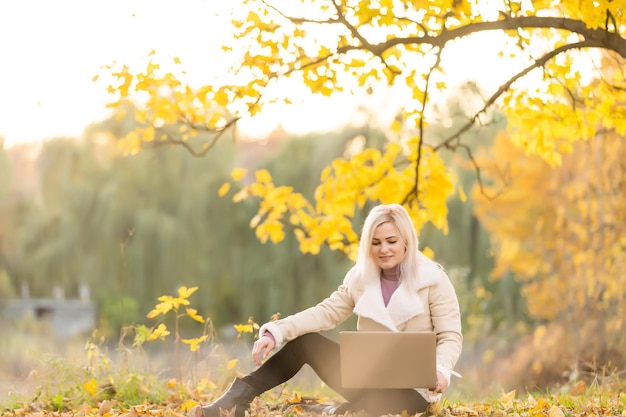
left=181, top=335, right=208, bottom=352
left=147, top=323, right=170, bottom=341
left=234, top=317, right=259, bottom=337
left=177, top=285, right=198, bottom=299
left=100, top=0, right=626, bottom=177
left=255, top=169, right=272, bottom=184
left=421, top=246, right=434, bottom=259
left=231, top=168, right=247, bottom=181
left=548, top=405, right=565, bottom=417
left=100, top=0, right=626, bottom=292
left=181, top=399, right=200, bottom=412
left=458, top=184, right=467, bottom=202
left=223, top=138, right=455, bottom=258
left=82, top=378, right=98, bottom=397
left=473, top=124, right=626, bottom=332
left=185, top=308, right=205, bottom=323
left=233, top=323, right=254, bottom=333
left=218, top=182, right=231, bottom=197
left=499, top=389, right=516, bottom=408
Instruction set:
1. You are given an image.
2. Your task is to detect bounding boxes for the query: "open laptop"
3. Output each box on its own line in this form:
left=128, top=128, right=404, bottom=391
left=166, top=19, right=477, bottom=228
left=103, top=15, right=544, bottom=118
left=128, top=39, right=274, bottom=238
left=339, top=331, right=437, bottom=389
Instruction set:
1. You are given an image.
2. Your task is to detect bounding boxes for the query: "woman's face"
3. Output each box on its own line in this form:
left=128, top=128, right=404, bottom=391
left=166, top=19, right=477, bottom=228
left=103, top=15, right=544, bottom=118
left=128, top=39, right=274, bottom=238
left=370, top=221, right=406, bottom=270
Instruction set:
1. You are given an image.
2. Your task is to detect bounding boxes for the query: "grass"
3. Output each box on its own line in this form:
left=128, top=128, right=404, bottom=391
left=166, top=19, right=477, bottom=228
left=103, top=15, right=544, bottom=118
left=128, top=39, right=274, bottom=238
left=1, top=325, right=625, bottom=417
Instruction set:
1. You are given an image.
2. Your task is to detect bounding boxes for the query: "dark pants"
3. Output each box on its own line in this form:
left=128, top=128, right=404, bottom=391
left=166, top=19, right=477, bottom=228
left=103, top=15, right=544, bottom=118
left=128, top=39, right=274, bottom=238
left=242, top=333, right=429, bottom=415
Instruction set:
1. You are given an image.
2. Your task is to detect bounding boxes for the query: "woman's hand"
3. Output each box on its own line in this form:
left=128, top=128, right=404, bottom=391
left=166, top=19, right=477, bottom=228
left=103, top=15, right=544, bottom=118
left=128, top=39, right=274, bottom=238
left=430, top=371, right=449, bottom=394
left=252, top=335, right=275, bottom=365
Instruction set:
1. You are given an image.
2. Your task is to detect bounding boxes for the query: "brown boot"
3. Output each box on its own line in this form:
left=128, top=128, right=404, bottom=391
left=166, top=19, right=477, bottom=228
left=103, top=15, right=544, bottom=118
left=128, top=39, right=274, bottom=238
left=190, top=378, right=258, bottom=417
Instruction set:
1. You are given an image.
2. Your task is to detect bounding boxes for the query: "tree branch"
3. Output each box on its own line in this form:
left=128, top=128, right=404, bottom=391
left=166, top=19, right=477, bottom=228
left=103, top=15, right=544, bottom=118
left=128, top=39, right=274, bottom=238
left=373, top=16, right=626, bottom=58
left=274, top=14, right=625, bottom=60
left=429, top=41, right=597, bottom=200
left=260, top=0, right=338, bottom=24
left=434, top=40, right=595, bottom=153
left=144, top=116, right=241, bottom=157
left=402, top=46, right=443, bottom=205
left=442, top=137, right=509, bottom=200
left=330, top=0, right=375, bottom=50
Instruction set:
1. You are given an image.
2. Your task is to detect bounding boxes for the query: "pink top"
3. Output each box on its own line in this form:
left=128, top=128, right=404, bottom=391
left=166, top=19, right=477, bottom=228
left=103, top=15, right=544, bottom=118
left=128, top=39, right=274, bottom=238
left=380, top=266, right=400, bottom=306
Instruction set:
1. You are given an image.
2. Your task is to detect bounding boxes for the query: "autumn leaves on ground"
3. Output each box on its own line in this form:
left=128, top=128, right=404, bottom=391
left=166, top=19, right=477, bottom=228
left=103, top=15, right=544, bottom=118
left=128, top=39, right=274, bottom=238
left=2, top=334, right=625, bottom=417
left=2, top=286, right=624, bottom=416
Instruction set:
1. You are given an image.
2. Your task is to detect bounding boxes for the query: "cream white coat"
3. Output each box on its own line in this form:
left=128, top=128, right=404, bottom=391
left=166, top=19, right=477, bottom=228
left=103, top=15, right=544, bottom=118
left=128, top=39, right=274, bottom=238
left=259, top=252, right=463, bottom=402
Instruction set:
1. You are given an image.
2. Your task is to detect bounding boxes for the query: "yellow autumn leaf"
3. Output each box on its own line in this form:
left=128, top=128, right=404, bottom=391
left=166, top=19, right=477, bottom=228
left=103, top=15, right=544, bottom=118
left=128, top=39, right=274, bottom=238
left=147, top=323, right=170, bottom=341
left=181, top=335, right=208, bottom=352
left=390, top=119, right=402, bottom=134
left=147, top=300, right=172, bottom=318
left=548, top=405, right=565, bottom=417
left=249, top=212, right=263, bottom=229
left=421, top=246, right=435, bottom=259
left=185, top=307, right=205, bottom=323
left=255, top=169, right=272, bottom=184
left=181, top=399, right=199, bottom=412
left=218, top=182, right=231, bottom=197
left=213, top=88, right=229, bottom=107
left=99, top=400, right=113, bottom=416
left=458, top=184, right=467, bottom=202
left=299, top=237, right=321, bottom=255
left=82, top=378, right=98, bottom=397
left=227, top=358, right=239, bottom=370
left=233, top=323, right=253, bottom=333
left=199, top=376, right=217, bottom=391
left=499, top=389, right=516, bottom=408
left=143, top=125, right=155, bottom=142
left=569, top=380, right=587, bottom=395
left=178, top=285, right=198, bottom=299
left=231, top=167, right=247, bottom=181
left=232, top=188, right=249, bottom=203
left=265, top=220, right=285, bottom=243
left=288, top=392, right=302, bottom=404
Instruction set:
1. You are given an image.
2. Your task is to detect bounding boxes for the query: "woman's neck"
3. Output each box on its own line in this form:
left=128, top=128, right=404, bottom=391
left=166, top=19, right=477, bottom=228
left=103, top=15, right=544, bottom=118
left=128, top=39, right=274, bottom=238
left=381, top=265, right=400, bottom=281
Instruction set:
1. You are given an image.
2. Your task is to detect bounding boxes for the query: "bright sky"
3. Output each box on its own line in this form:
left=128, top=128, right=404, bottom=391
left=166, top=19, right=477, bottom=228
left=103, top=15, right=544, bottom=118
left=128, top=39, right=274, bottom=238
left=0, top=0, right=234, bottom=147
left=0, top=0, right=521, bottom=149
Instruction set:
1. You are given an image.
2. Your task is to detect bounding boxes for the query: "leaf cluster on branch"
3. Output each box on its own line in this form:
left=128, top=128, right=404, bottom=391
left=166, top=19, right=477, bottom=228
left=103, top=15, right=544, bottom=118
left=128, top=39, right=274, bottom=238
left=100, top=0, right=625, bottom=247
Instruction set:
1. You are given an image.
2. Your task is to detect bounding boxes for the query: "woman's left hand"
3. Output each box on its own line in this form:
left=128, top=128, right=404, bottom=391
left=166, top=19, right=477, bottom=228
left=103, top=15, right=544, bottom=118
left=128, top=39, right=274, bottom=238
left=430, top=371, right=449, bottom=394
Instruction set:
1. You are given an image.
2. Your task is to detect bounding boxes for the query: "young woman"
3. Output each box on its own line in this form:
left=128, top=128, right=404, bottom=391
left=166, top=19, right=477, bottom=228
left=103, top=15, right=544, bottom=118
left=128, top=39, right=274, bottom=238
left=191, top=204, right=462, bottom=416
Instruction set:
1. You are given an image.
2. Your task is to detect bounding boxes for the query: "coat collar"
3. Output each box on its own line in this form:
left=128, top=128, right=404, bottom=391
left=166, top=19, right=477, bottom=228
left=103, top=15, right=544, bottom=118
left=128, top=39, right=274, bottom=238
left=352, top=254, right=441, bottom=331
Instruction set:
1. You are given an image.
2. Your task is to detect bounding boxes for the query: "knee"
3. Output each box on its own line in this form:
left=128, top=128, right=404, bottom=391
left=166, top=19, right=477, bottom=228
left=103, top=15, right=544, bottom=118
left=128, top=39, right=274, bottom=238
left=284, top=332, right=330, bottom=352
left=290, top=332, right=321, bottom=346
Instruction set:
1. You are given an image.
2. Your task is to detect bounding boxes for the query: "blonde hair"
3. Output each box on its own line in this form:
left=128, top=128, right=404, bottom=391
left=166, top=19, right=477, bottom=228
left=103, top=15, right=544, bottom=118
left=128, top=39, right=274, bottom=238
left=354, top=204, right=422, bottom=288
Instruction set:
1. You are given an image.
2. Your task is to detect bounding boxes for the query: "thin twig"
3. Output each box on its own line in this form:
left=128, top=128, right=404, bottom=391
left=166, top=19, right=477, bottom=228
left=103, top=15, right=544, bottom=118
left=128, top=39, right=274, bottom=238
left=402, top=47, right=443, bottom=205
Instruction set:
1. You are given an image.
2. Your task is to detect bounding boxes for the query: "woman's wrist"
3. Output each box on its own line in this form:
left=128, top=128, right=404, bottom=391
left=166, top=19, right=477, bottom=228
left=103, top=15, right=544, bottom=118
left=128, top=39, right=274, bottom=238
left=261, top=330, right=276, bottom=344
